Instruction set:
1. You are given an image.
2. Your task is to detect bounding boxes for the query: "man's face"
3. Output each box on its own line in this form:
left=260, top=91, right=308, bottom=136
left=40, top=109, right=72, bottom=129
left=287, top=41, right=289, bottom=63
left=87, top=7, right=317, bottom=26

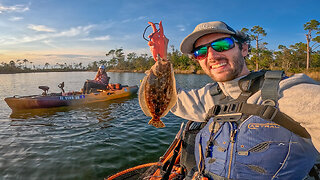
left=194, top=33, right=249, bottom=82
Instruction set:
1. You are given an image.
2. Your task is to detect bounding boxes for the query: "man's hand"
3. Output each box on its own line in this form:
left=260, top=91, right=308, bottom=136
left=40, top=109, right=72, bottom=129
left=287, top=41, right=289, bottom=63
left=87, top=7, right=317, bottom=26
left=147, top=21, right=169, bottom=61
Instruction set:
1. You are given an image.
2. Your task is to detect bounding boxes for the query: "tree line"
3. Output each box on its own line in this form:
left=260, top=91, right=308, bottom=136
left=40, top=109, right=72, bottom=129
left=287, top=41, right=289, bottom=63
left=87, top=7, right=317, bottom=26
left=1, top=19, right=319, bottom=74
left=242, top=19, right=320, bottom=72
left=0, top=59, right=86, bottom=74
left=93, top=19, right=320, bottom=74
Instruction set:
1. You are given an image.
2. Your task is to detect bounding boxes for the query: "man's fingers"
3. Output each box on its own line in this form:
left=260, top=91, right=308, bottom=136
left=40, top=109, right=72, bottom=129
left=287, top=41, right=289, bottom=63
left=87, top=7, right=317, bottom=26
left=148, top=41, right=154, bottom=46
left=148, top=21, right=158, bottom=33
left=159, top=21, right=164, bottom=36
left=148, top=33, right=154, bottom=39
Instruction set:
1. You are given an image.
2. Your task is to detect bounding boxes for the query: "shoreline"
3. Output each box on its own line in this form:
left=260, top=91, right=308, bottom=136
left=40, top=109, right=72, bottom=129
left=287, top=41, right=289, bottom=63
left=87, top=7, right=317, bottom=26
left=1, top=69, right=319, bottom=81
left=108, top=69, right=320, bottom=80
left=0, top=69, right=205, bottom=75
left=108, top=69, right=206, bottom=74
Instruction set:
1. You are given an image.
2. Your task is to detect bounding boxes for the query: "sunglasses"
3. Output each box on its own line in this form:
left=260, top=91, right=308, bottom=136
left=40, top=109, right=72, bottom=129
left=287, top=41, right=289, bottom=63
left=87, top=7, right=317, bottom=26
left=192, top=37, right=238, bottom=60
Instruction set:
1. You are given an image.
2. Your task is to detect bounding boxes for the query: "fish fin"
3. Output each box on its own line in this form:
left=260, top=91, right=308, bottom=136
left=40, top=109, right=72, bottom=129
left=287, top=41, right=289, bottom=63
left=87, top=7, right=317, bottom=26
left=138, top=76, right=152, bottom=117
left=148, top=118, right=165, bottom=128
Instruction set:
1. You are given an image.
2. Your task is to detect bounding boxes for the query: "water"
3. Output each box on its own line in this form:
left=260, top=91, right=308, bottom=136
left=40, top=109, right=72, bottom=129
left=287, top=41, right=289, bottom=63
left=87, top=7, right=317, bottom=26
left=0, top=72, right=213, bottom=180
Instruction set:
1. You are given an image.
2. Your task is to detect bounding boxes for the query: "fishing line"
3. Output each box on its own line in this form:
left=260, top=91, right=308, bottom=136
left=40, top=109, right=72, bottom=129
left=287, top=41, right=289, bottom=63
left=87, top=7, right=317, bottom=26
left=143, top=23, right=160, bottom=42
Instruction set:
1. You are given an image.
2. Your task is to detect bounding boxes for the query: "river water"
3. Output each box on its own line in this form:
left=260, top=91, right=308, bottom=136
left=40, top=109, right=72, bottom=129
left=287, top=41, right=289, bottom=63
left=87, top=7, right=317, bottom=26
left=0, top=71, right=213, bottom=180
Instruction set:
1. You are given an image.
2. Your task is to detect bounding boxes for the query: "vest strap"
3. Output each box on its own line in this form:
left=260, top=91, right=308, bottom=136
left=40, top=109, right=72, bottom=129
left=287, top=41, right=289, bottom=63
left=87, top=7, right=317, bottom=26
left=239, top=103, right=311, bottom=139
left=261, top=71, right=284, bottom=105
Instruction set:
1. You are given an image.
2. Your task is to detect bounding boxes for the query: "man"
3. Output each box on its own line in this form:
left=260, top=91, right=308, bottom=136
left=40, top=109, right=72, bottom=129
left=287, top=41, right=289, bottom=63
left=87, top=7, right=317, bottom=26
left=82, top=65, right=110, bottom=94
left=168, top=21, right=320, bottom=179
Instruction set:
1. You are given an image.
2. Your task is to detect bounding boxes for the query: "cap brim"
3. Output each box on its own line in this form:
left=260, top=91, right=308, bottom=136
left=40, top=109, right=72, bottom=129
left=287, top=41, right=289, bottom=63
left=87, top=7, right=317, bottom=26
left=180, top=29, right=235, bottom=54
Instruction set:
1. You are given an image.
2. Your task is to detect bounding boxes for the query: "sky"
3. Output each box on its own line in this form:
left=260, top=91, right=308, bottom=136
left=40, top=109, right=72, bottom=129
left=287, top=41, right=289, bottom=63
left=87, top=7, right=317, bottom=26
left=0, top=0, right=319, bottom=67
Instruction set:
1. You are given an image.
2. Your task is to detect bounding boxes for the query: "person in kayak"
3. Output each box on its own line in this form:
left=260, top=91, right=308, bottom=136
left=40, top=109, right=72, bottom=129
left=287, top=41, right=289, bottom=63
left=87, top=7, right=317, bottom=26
left=82, top=65, right=110, bottom=94
left=147, top=21, right=320, bottom=179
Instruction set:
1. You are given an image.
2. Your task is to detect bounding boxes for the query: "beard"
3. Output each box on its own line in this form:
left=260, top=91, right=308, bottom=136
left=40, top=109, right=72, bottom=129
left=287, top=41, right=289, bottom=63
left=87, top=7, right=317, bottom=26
left=209, top=51, right=245, bottom=82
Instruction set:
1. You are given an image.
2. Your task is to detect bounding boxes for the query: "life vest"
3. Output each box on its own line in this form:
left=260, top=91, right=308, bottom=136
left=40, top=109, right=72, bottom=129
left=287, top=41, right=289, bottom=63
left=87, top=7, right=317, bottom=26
left=193, top=70, right=319, bottom=180
left=96, top=74, right=110, bottom=85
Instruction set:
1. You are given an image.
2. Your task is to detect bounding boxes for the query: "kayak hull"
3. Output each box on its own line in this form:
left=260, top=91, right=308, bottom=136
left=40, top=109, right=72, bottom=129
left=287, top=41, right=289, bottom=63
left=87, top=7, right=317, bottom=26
left=5, top=85, right=138, bottom=111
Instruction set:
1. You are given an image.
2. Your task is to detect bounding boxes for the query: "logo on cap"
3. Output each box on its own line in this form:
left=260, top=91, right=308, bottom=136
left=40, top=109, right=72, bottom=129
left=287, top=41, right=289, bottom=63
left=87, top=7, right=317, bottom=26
left=198, top=24, right=216, bottom=30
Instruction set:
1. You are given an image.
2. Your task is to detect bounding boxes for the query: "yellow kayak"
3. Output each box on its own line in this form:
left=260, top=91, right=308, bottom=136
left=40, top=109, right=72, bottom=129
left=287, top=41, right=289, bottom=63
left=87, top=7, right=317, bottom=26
left=5, top=85, right=138, bottom=111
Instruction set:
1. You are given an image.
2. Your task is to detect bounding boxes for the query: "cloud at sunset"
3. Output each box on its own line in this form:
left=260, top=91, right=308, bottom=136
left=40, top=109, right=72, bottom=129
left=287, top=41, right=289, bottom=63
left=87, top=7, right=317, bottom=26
left=27, top=24, right=56, bottom=32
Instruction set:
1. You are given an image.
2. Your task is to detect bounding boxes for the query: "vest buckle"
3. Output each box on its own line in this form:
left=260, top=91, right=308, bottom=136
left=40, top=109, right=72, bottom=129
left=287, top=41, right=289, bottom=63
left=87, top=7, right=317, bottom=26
left=212, top=102, right=244, bottom=122
left=260, top=105, right=278, bottom=121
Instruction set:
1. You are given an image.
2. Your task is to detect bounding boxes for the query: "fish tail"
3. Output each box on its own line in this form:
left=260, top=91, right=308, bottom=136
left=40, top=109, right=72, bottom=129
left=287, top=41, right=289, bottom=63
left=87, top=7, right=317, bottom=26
left=148, top=118, right=165, bottom=128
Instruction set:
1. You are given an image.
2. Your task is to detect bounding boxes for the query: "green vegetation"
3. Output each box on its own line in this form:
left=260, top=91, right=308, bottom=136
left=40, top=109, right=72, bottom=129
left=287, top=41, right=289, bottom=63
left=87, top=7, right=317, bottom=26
left=0, top=60, right=86, bottom=74
left=1, top=20, right=320, bottom=79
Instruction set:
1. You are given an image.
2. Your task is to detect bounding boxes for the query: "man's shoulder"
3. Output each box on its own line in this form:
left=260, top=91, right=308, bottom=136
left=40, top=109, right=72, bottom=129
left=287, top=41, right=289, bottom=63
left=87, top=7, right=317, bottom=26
left=280, top=73, right=320, bottom=90
left=181, top=82, right=217, bottom=96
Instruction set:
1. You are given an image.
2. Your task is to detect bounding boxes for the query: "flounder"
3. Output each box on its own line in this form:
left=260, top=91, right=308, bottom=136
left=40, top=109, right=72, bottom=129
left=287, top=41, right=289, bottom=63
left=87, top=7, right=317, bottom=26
left=139, top=56, right=177, bottom=128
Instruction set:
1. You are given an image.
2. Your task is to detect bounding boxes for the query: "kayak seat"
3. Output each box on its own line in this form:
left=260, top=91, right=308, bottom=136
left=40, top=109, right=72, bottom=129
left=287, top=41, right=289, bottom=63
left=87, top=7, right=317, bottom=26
left=39, top=86, right=49, bottom=96
left=89, top=88, right=100, bottom=93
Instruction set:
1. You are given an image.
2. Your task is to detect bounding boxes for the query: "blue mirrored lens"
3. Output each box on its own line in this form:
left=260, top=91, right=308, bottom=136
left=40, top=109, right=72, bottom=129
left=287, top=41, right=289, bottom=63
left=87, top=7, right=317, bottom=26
left=192, top=37, right=236, bottom=60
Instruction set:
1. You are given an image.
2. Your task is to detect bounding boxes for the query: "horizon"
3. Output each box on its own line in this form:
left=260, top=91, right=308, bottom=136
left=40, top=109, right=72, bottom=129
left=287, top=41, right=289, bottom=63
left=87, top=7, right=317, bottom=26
left=0, top=0, right=319, bottom=67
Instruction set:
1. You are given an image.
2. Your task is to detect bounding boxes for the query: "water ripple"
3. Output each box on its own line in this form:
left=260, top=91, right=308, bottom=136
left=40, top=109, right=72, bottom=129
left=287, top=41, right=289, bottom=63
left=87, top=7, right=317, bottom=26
left=0, top=72, right=213, bottom=179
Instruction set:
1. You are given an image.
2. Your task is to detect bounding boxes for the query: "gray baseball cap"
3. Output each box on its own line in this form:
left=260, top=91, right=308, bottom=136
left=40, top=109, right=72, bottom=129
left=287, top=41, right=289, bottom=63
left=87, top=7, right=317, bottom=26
left=180, top=21, right=236, bottom=54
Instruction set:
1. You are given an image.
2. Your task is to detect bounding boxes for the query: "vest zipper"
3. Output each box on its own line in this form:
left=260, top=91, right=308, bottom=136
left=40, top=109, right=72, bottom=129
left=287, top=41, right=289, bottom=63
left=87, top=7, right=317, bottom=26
left=227, top=127, right=237, bottom=178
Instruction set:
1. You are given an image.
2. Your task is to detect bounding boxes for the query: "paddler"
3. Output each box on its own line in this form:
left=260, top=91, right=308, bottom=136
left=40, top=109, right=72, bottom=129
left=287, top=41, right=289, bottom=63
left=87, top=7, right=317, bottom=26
left=148, top=21, right=320, bottom=179
left=82, top=65, right=110, bottom=94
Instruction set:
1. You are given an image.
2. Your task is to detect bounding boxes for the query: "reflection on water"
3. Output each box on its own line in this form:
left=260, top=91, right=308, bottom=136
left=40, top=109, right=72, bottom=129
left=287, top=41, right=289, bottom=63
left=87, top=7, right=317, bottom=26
left=0, top=72, right=212, bottom=179
left=10, top=107, right=71, bottom=119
